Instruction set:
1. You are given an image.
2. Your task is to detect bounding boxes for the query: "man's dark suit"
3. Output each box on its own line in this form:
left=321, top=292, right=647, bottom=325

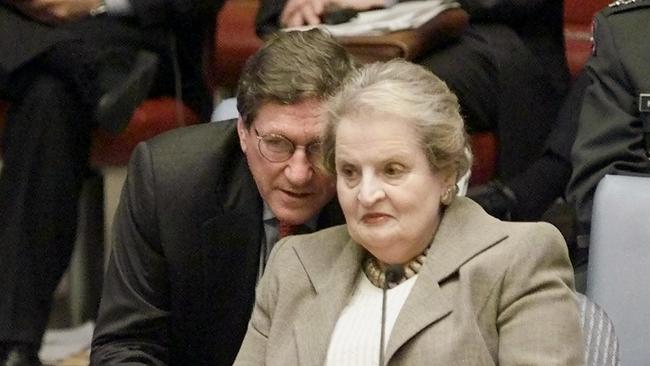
left=567, top=1, right=650, bottom=240
left=91, top=120, right=344, bottom=365
left=0, top=0, right=217, bottom=115
left=256, top=0, right=569, bottom=179
left=0, top=0, right=221, bottom=347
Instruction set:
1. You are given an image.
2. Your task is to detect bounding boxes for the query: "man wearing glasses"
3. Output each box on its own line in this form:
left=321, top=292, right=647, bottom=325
left=91, top=29, right=356, bottom=366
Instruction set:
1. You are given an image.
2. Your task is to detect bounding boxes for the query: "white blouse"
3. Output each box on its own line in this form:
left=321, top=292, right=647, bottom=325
left=325, top=270, right=418, bottom=366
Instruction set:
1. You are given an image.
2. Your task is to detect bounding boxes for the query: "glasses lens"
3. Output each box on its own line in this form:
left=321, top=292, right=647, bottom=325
left=307, top=142, right=322, bottom=159
left=259, top=134, right=293, bottom=162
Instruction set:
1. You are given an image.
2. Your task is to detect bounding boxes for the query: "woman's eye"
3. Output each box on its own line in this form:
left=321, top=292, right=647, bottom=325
left=339, top=165, right=357, bottom=178
left=384, top=163, right=405, bottom=177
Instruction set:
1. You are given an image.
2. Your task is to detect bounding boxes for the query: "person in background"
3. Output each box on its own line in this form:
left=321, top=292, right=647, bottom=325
left=256, top=0, right=571, bottom=222
left=90, top=29, right=356, bottom=365
left=234, top=59, right=583, bottom=366
left=0, top=0, right=219, bottom=363
left=566, top=1, right=650, bottom=248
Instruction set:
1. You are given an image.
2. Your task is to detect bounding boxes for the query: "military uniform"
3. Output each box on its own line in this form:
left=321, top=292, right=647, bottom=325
left=567, top=0, right=650, bottom=246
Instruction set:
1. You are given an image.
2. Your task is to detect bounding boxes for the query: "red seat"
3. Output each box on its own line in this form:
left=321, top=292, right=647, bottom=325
left=1, top=0, right=614, bottom=184
left=212, top=0, right=498, bottom=185
left=563, top=0, right=611, bottom=79
left=90, top=98, right=199, bottom=166
left=213, top=0, right=264, bottom=90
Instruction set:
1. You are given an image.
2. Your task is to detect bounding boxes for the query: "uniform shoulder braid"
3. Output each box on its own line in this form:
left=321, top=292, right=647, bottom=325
left=605, top=0, right=650, bottom=15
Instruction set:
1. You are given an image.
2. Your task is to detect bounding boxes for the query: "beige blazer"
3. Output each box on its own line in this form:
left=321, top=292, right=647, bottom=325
left=234, top=197, right=584, bottom=366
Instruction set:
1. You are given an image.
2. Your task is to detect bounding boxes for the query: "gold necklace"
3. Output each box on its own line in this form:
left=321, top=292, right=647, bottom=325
left=363, top=246, right=430, bottom=289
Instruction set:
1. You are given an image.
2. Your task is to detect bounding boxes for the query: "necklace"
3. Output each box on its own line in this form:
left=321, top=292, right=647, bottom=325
left=363, top=246, right=430, bottom=289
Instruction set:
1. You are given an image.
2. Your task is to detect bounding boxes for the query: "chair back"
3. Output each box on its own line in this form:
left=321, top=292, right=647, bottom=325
left=577, top=293, right=620, bottom=366
left=587, top=174, right=650, bottom=365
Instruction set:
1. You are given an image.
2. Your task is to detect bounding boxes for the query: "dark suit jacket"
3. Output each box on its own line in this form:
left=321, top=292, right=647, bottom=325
left=0, top=0, right=221, bottom=116
left=90, top=120, right=344, bottom=365
left=255, top=0, right=568, bottom=94
left=234, top=198, right=583, bottom=365
left=566, top=2, right=650, bottom=238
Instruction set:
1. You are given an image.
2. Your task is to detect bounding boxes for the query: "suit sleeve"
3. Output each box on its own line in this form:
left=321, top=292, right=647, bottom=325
left=91, top=142, right=171, bottom=366
left=496, top=223, right=584, bottom=365
left=256, top=0, right=547, bottom=37
left=457, top=0, right=548, bottom=22
left=232, top=238, right=289, bottom=365
left=129, top=0, right=220, bottom=28
left=255, top=0, right=286, bottom=37
left=566, top=13, right=650, bottom=237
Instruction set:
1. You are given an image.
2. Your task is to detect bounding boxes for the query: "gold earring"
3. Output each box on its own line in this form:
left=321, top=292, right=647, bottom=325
left=441, top=184, right=458, bottom=206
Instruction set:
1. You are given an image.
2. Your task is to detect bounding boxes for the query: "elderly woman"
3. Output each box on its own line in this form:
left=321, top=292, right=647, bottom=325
left=233, top=60, right=584, bottom=365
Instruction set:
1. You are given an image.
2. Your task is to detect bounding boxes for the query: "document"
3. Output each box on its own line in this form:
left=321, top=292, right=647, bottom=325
left=288, top=0, right=460, bottom=37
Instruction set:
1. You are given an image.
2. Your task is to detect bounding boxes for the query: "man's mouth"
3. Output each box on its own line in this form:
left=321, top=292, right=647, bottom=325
left=280, top=189, right=312, bottom=199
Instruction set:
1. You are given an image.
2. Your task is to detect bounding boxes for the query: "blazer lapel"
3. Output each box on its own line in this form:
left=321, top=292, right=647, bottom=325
left=293, top=234, right=365, bottom=366
left=386, top=197, right=509, bottom=361
left=199, top=159, right=263, bottom=350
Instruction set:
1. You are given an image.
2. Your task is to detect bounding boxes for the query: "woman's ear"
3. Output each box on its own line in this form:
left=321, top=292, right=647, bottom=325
left=444, top=169, right=458, bottom=188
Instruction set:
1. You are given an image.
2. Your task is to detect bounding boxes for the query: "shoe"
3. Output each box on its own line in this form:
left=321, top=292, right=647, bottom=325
left=95, top=50, right=159, bottom=134
left=467, top=180, right=518, bottom=220
left=0, top=343, right=42, bottom=366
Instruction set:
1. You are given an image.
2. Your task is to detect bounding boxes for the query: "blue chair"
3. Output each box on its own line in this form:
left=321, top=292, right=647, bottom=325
left=587, top=174, right=650, bottom=365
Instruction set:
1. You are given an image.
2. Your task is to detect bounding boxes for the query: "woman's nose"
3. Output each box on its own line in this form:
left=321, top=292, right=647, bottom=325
left=357, top=174, right=385, bottom=205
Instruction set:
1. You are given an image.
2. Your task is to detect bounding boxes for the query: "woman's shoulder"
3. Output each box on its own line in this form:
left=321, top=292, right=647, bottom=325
left=269, top=225, right=352, bottom=269
left=450, top=198, right=569, bottom=266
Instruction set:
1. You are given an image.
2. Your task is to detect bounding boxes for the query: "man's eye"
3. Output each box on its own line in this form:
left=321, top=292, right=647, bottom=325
left=265, top=137, right=291, bottom=150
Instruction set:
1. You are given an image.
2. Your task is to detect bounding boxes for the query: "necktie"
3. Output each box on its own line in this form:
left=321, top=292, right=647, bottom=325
left=279, top=221, right=299, bottom=238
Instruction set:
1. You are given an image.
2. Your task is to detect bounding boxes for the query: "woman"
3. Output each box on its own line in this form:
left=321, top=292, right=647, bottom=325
left=234, top=60, right=584, bottom=365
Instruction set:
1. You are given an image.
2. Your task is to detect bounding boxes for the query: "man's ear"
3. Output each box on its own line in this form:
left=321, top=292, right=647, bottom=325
left=236, top=117, right=248, bottom=153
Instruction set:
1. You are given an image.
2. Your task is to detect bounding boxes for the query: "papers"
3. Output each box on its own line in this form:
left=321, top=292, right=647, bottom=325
left=39, top=322, right=94, bottom=364
left=287, top=0, right=460, bottom=37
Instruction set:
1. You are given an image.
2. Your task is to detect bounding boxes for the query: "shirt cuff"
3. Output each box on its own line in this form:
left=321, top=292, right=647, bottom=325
left=104, top=0, right=134, bottom=16
left=384, top=0, right=398, bottom=8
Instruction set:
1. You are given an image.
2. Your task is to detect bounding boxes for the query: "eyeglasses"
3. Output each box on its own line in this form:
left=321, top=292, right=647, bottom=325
left=254, top=128, right=322, bottom=163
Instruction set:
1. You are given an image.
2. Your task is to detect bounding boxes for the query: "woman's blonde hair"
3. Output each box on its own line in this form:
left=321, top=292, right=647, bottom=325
left=322, top=59, right=471, bottom=183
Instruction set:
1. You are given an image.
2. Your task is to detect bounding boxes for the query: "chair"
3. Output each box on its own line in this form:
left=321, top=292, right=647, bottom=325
left=563, top=0, right=611, bottom=79
left=587, top=174, right=650, bottom=365
left=577, top=292, right=620, bottom=366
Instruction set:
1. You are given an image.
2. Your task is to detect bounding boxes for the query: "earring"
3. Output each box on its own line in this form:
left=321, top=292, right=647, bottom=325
left=441, top=184, right=458, bottom=206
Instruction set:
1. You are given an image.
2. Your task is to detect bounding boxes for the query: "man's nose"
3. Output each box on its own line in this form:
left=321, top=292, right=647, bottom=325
left=284, top=148, right=313, bottom=185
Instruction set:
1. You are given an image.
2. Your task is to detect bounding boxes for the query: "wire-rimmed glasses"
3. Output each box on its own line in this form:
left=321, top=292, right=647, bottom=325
left=254, top=128, right=322, bottom=164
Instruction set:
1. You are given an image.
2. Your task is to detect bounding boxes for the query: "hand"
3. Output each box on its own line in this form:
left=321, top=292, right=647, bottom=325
left=7, top=0, right=103, bottom=25
left=280, top=0, right=328, bottom=28
left=280, top=0, right=384, bottom=28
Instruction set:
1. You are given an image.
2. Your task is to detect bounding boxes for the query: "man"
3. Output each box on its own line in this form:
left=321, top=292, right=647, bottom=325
left=0, top=0, right=219, bottom=363
left=90, top=29, right=356, bottom=365
left=257, top=0, right=571, bottom=221
left=567, top=0, right=650, bottom=247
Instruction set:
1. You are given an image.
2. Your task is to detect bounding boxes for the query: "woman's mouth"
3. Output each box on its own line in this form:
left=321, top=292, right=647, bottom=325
left=361, top=212, right=390, bottom=224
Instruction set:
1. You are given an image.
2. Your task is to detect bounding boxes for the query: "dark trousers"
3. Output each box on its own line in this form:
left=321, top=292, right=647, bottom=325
left=0, top=12, right=208, bottom=344
left=417, top=24, right=567, bottom=179
left=0, top=72, right=92, bottom=343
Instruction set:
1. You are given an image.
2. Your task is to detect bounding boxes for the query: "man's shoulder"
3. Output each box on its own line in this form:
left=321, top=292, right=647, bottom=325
left=146, top=119, right=238, bottom=155
left=277, top=225, right=350, bottom=261
left=132, top=119, right=246, bottom=185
